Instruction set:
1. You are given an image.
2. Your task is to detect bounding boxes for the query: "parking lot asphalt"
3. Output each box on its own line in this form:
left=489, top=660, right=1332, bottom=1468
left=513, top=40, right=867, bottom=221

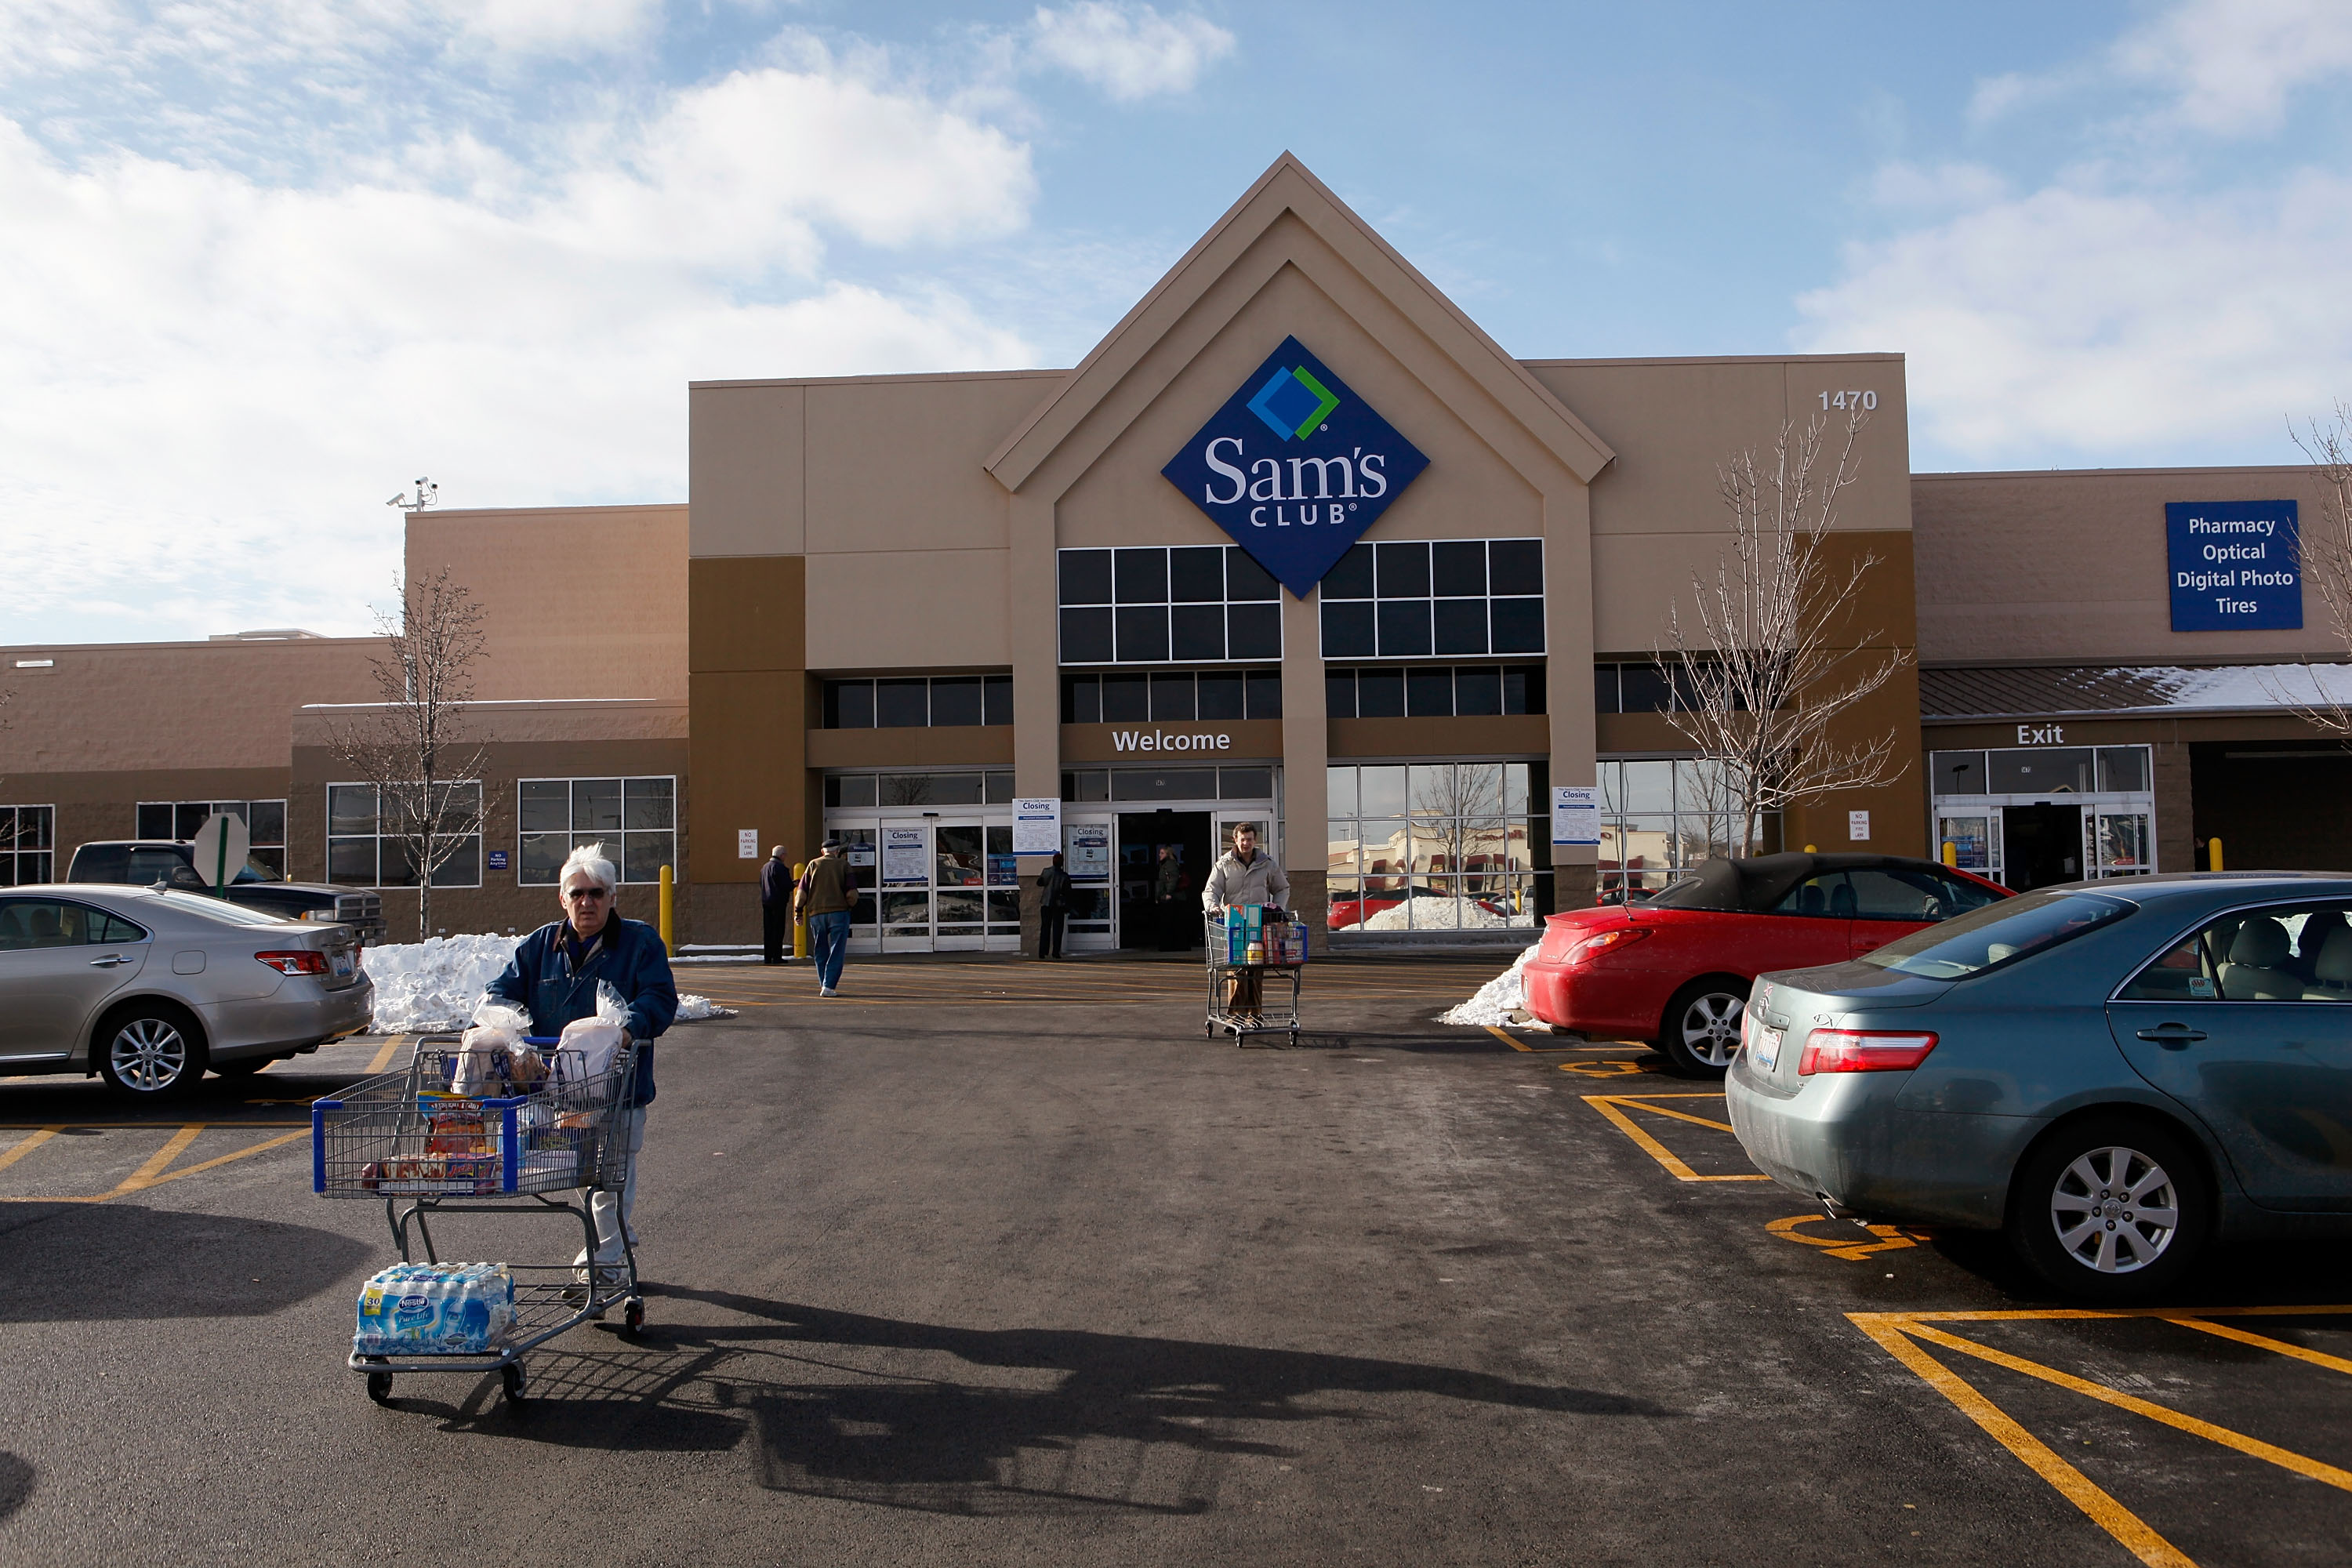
left=2, top=953, right=2347, bottom=1566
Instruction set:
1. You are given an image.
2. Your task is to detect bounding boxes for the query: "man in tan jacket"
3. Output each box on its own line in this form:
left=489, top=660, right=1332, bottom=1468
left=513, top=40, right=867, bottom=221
left=1201, top=823, right=1290, bottom=1022
left=794, top=838, right=858, bottom=997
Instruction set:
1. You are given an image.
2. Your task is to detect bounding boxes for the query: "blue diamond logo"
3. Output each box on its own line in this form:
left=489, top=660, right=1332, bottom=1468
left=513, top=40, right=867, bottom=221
left=1162, top=337, right=1428, bottom=598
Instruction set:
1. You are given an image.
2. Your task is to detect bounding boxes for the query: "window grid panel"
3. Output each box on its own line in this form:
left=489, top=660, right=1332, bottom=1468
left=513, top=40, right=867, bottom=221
left=327, top=782, right=484, bottom=890
left=1323, top=765, right=1541, bottom=932
left=1057, top=546, right=1283, bottom=664
left=517, top=777, right=680, bottom=884
left=1319, top=539, right=1545, bottom=659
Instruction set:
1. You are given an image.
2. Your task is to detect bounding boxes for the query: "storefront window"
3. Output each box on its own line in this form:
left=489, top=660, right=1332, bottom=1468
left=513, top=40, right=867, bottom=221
left=1930, top=743, right=2155, bottom=884
left=1326, top=665, right=1543, bottom=717
left=0, top=805, right=55, bottom=886
left=822, top=676, right=1012, bottom=728
left=1988, top=747, right=2094, bottom=793
left=1062, top=669, right=1279, bottom=722
left=1326, top=762, right=1537, bottom=931
left=1057, top=546, right=1281, bottom=664
left=135, top=800, right=286, bottom=877
left=824, top=771, right=1014, bottom=808
left=515, top=777, right=675, bottom=884
left=1592, top=758, right=1773, bottom=899
left=328, top=782, right=483, bottom=888
left=1319, top=539, right=1544, bottom=659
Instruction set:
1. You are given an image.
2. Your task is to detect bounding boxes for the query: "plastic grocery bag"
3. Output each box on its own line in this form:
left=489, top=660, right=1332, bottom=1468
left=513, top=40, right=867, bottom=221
left=452, top=1001, right=531, bottom=1096
left=557, top=981, right=630, bottom=1081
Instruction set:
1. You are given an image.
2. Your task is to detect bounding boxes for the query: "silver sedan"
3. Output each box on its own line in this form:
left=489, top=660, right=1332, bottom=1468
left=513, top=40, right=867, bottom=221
left=0, top=884, right=373, bottom=1099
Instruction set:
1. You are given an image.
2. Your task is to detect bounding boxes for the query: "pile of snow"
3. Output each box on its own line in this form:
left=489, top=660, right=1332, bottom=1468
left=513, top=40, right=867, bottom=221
left=1439, top=942, right=1543, bottom=1028
left=364, top=935, right=739, bottom=1031
left=365, top=934, right=519, bottom=1033
left=1359, top=898, right=1529, bottom=932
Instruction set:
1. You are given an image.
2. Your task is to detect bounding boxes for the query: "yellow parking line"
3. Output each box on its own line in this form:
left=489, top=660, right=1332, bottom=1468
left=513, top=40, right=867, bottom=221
left=365, top=1036, right=409, bottom=1073
left=1905, top=1320, right=2352, bottom=1494
left=2164, top=1316, right=2352, bottom=1375
left=117, top=1129, right=308, bottom=1192
left=1486, top=1026, right=1531, bottom=1051
left=1580, top=1092, right=1770, bottom=1181
left=0, top=1127, right=60, bottom=1174
left=113, top=1125, right=204, bottom=1193
left=1848, top=1314, right=2190, bottom=1568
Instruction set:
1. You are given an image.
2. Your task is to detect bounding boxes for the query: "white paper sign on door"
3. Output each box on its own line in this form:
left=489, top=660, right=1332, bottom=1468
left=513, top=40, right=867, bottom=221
left=1012, top=797, right=1062, bottom=855
left=1065, top=822, right=1111, bottom=883
left=881, top=826, right=930, bottom=884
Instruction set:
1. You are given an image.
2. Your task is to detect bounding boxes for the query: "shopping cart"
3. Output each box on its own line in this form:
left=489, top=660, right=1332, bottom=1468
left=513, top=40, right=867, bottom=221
left=312, top=1035, right=642, bottom=1406
left=1203, top=912, right=1304, bottom=1047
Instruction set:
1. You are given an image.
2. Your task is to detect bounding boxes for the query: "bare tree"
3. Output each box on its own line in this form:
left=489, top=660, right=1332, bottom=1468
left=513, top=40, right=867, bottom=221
left=332, top=568, right=489, bottom=939
left=1657, top=412, right=1911, bottom=854
left=2279, top=405, right=2352, bottom=735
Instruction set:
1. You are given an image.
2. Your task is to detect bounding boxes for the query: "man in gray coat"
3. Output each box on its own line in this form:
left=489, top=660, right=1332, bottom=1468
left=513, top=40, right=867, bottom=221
left=1201, top=823, right=1290, bottom=1021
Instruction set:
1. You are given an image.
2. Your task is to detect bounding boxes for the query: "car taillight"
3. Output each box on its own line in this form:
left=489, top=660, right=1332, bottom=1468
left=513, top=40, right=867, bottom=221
left=1569, top=927, right=1651, bottom=963
left=256, top=950, right=328, bottom=975
left=1798, top=1029, right=1937, bottom=1075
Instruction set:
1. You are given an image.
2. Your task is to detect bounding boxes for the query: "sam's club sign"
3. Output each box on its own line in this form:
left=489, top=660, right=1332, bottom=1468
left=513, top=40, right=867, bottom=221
left=2165, top=499, right=2301, bottom=632
left=1162, top=336, right=1429, bottom=597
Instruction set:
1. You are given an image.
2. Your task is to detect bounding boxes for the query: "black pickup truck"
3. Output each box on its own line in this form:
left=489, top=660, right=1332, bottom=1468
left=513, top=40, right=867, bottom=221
left=66, top=840, right=387, bottom=944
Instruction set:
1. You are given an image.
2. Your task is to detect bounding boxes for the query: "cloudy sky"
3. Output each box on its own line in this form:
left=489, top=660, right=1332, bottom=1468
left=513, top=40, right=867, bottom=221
left=5, top=0, right=2350, bottom=644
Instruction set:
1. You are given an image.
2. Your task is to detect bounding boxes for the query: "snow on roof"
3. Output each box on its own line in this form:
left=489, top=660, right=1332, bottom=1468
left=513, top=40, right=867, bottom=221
left=1922, top=663, right=2352, bottom=719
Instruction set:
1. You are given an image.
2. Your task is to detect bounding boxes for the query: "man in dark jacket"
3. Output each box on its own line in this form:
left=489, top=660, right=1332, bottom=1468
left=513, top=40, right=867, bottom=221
left=758, top=844, right=794, bottom=964
left=485, top=841, right=677, bottom=1284
left=1036, top=851, right=1073, bottom=960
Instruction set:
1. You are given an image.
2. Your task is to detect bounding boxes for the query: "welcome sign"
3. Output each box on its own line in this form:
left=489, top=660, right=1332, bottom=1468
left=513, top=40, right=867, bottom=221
left=1162, top=336, right=1429, bottom=597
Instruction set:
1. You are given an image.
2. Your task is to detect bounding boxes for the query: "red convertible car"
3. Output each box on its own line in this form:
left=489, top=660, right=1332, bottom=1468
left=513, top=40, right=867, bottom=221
left=1522, top=852, right=2012, bottom=1076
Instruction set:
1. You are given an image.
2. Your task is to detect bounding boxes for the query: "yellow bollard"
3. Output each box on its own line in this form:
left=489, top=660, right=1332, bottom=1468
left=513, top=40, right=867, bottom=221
left=1940, top=840, right=1957, bottom=867
left=2208, top=837, right=2223, bottom=873
left=792, top=862, right=810, bottom=960
left=658, top=864, right=674, bottom=954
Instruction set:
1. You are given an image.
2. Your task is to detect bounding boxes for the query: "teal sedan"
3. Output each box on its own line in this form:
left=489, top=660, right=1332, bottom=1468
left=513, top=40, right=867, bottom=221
left=1726, top=873, right=2352, bottom=1301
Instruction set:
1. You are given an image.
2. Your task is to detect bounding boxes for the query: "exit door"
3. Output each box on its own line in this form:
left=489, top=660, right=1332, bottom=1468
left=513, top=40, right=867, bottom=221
left=2002, top=804, right=2083, bottom=891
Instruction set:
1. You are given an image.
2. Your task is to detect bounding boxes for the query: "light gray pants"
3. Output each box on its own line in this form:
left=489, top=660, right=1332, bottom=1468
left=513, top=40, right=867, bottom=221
left=572, top=1105, right=647, bottom=1270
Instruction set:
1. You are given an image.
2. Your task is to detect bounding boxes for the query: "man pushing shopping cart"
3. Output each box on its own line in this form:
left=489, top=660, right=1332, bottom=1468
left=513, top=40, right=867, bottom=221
left=483, top=841, right=677, bottom=1290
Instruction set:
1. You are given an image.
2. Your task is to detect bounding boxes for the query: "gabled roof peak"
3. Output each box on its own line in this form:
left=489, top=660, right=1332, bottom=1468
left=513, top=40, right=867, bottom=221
left=985, top=151, right=1613, bottom=495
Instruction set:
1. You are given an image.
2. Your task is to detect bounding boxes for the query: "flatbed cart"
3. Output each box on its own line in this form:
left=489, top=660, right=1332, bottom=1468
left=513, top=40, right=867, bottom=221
left=312, top=1034, right=642, bottom=1406
left=1203, top=913, right=1304, bottom=1047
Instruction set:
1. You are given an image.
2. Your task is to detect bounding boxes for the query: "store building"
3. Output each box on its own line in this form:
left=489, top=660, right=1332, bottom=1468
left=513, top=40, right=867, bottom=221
left=6, top=155, right=2346, bottom=946
left=1915, top=466, right=2352, bottom=889
left=681, top=154, right=1924, bottom=952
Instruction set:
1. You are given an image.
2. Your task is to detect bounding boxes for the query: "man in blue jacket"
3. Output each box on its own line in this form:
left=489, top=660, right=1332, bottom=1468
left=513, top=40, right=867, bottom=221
left=485, top=841, right=677, bottom=1287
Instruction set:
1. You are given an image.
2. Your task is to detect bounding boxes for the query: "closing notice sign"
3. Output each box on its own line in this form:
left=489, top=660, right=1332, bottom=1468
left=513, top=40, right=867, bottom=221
left=2166, top=499, right=2300, bottom=631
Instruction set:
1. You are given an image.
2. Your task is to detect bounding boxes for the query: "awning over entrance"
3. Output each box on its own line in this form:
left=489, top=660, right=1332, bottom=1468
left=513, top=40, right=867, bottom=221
left=1922, top=663, right=2352, bottom=721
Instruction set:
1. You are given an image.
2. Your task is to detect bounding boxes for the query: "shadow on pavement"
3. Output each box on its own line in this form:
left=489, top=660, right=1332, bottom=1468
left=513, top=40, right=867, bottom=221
left=0, top=1203, right=371, bottom=1322
left=390, top=1286, right=1671, bottom=1517
left=1926, top=1228, right=2352, bottom=1308
left=0, top=1453, right=31, bottom=1523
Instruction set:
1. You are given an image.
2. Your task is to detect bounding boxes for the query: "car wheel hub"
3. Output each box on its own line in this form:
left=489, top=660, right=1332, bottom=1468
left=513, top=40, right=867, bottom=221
left=1681, top=993, right=1745, bottom=1068
left=2050, top=1145, right=2178, bottom=1274
left=110, top=1018, right=187, bottom=1093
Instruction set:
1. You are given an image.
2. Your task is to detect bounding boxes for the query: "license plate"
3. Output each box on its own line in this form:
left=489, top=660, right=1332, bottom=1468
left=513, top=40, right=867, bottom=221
left=331, top=951, right=355, bottom=979
left=1749, top=1027, right=1783, bottom=1073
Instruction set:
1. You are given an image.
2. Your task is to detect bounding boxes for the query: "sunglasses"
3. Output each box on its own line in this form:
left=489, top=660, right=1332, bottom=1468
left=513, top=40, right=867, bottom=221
left=562, top=887, right=611, bottom=902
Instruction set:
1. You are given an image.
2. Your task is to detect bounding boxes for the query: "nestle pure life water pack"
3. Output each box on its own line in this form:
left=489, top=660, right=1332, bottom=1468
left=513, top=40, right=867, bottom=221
left=354, top=1262, right=516, bottom=1354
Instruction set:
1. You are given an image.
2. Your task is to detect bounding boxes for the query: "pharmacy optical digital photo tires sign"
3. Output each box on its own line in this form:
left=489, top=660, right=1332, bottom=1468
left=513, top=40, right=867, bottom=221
left=2165, top=499, right=2301, bottom=632
left=1162, top=336, right=1430, bottom=597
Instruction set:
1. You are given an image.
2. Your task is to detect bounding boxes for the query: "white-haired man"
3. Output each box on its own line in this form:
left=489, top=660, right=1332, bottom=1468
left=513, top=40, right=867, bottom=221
left=485, top=842, right=678, bottom=1287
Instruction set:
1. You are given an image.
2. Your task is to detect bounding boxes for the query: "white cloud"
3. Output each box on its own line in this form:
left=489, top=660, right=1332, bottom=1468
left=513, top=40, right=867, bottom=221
left=2114, top=0, right=2352, bottom=136
left=1866, top=161, right=2008, bottom=212
left=1029, top=2, right=1233, bottom=102
left=1796, top=172, right=2352, bottom=463
left=0, top=54, right=1038, bottom=643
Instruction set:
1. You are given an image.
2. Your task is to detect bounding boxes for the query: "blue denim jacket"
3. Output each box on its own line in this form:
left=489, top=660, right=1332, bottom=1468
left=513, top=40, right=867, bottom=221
left=485, top=916, right=677, bottom=1107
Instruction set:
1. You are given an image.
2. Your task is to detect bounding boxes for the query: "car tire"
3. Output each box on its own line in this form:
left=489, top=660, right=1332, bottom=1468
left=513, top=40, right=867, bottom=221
left=93, top=1003, right=209, bottom=1101
left=1657, top=976, right=1749, bottom=1078
left=2008, top=1116, right=2210, bottom=1301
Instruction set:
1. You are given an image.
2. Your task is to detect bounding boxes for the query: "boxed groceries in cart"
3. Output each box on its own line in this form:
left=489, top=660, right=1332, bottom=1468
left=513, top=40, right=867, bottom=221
left=353, top=1262, right=516, bottom=1355
left=1223, top=904, right=1305, bottom=966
